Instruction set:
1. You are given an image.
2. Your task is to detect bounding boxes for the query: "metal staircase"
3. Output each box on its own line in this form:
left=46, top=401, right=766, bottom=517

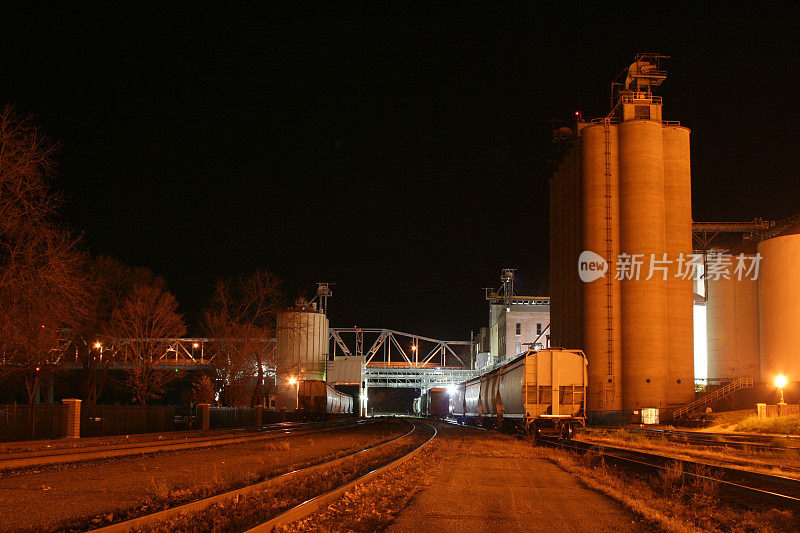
left=672, top=377, right=754, bottom=419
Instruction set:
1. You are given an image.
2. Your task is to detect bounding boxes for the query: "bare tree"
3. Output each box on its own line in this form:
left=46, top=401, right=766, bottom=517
left=0, top=105, right=88, bottom=402
left=72, top=256, right=161, bottom=404
left=202, top=271, right=285, bottom=407
left=107, top=283, right=186, bottom=405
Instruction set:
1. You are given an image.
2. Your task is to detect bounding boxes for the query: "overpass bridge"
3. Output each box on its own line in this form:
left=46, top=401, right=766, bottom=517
left=328, top=328, right=478, bottom=389
left=55, top=329, right=479, bottom=390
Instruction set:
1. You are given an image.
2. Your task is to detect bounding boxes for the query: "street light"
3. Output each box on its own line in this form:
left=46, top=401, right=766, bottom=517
left=288, top=376, right=299, bottom=410
left=775, top=375, right=788, bottom=404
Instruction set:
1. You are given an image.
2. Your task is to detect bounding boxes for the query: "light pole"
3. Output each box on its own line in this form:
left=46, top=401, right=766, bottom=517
left=288, top=376, right=299, bottom=410
left=775, top=375, right=788, bottom=405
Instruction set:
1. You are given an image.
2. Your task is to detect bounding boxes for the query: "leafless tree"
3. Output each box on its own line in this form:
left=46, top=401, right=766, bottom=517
left=72, top=256, right=161, bottom=404
left=0, top=105, right=88, bottom=402
left=202, top=270, right=285, bottom=407
left=107, top=283, right=186, bottom=405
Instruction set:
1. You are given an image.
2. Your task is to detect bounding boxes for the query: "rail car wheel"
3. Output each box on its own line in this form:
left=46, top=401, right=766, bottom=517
left=528, top=425, right=541, bottom=444
left=562, top=423, right=574, bottom=440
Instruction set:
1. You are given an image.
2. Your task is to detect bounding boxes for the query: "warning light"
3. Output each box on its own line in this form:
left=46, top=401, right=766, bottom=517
left=575, top=111, right=580, bottom=116
left=35, top=366, right=40, bottom=372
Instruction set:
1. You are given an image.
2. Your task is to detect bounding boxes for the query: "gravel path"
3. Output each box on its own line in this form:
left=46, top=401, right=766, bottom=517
left=387, top=425, right=646, bottom=533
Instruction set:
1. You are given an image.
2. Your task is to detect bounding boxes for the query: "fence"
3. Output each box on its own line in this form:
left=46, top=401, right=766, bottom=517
left=757, top=403, right=800, bottom=418
left=80, top=405, right=176, bottom=437
left=0, top=404, right=69, bottom=442
left=210, top=407, right=256, bottom=428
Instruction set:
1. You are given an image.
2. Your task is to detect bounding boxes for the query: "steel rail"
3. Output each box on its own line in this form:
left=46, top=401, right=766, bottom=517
left=93, top=419, right=422, bottom=533
left=542, top=437, right=800, bottom=510
left=246, top=420, right=438, bottom=532
left=618, top=427, right=800, bottom=452
left=0, top=420, right=371, bottom=471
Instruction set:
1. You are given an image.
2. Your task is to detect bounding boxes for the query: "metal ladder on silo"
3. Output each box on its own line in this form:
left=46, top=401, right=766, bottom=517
left=603, top=118, right=614, bottom=383
left=672, top=377, right=754, bottom=419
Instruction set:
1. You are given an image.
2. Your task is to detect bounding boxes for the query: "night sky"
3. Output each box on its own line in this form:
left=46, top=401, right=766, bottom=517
left=2, top=5, right=798, bottom=338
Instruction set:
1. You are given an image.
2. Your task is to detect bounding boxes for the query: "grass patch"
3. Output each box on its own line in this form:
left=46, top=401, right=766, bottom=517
left=541, top=446, right=800, bottom=532
left=580, top=430, right=800, bottom=479
left=736, top=415, right=800, bottom=435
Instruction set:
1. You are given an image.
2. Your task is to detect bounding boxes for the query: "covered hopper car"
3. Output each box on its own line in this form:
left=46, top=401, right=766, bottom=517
left=413, top=387, right=449, bottom=418
left=298, top=379, right=353, bottom=418
left=451, top=348, right=587, bottom=439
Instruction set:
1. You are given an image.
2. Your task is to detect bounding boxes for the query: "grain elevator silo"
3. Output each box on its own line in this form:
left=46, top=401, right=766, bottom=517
left=550, top=53, right=695, bottom=413
left=274, top=298, right=329, bottom=410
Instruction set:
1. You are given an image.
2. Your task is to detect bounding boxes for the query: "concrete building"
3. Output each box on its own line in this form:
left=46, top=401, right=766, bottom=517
left=478, top=270, right=550, bottom=369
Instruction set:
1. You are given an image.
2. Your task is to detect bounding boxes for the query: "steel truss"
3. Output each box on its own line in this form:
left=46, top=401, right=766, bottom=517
left=63, top=338, right=276, bottom=368
left=329, top=328, right=470, bottom=369
left=364, top=367, right=479, bottom=389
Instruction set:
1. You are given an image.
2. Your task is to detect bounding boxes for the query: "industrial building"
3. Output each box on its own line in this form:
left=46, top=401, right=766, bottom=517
left=475, top=269, right=550, bottom=369
left=550, top=54, right=694, bottom=413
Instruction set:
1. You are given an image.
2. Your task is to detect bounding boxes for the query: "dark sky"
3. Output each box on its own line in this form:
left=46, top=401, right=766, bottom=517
left=2, top=5, right=798, bottom=338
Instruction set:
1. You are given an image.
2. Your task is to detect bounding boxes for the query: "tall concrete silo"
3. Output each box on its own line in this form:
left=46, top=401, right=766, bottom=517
left=706, top=272, right=760, bottom=381
left=663, top=126, right=695, bottom=404
left=581, top=123, right=622, bottom=411
left=549, top=134, right=583, bottom=351
left=758, top=234, right=800, bottom=383
left=550, top=54, right=694, bottom=412
left=619, top=119, right=668, bottom=408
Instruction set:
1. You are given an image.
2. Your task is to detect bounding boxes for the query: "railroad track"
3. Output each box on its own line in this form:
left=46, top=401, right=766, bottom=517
left=608, top=427, right=800, bottom=452
left=93, top=419, right=437, bottom=532
left=542, top=437, right=800, bottom=511
left=0, top=419, right=371, bottom=471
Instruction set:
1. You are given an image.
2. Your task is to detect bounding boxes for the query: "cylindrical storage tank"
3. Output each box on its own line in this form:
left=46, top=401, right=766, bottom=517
left=663, top=126, right=695, bottom=405
left=276, top=308, right=329, bottom=382
left=706, top=273, right=760, bottom=382
left=619, top=119, right=668, bottom=409
left=758, top=235, right=800, bottom=383
left=581, top=123, right=622, bottom=411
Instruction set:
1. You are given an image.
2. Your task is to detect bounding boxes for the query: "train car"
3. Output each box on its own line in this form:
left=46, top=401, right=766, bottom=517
left=298, top=379, right=353, bottom=418
left=425, top=387, right=449, bottom=418
left=414, top=388, right=449, bottom=418
left=451, top=348, right=587, bottom=439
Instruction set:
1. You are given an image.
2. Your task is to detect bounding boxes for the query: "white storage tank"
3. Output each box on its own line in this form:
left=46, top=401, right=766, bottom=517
left=706, top=271, right=760, bottom=381
left=276, top=299, right=329, bottom=381
left=758, top=234, right=800, bottom=383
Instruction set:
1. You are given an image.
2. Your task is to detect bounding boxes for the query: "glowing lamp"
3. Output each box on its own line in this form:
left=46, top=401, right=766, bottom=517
left=94, top=342, right=102, bottom=349
left=192, top=343, right=199, bottom=348
left=775, top=375, right=788, bottom=389
left=288, top=377, right=298, bottom=386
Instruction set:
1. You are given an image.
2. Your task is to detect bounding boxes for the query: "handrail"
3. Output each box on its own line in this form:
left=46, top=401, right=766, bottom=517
left=673, top=377, right=753, bottom=418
